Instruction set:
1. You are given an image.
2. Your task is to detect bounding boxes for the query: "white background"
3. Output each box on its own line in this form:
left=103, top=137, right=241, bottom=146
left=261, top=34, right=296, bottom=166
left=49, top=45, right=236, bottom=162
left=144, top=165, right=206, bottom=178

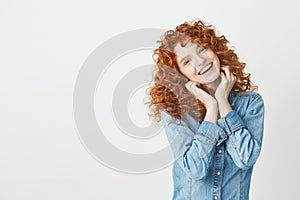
left=1, top=0, right=300, bottom=199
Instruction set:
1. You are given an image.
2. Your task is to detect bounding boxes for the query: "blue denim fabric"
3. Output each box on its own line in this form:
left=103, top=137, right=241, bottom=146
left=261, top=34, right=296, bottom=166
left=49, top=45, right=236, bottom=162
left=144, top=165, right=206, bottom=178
left=162, top=91, right=265, bottom=200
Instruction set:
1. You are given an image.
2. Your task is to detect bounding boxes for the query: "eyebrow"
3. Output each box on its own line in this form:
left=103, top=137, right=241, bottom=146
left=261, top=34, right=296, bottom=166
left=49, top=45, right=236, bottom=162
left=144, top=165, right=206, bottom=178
left=179, top=56, right=188, bottom=65
left=181, top=38, right=192, bottom=47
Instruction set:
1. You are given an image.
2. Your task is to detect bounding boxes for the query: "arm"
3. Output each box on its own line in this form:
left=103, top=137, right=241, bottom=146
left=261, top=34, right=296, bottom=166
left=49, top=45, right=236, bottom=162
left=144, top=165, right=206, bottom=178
left=223, top=92, right=265, bottom=170
left=161, top=110, right=224, bottom=180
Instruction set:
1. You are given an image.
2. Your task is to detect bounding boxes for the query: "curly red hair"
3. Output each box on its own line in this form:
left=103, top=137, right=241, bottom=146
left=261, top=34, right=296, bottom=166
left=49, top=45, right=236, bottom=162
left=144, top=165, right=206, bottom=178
left=145, top=19, right=257, bottom=123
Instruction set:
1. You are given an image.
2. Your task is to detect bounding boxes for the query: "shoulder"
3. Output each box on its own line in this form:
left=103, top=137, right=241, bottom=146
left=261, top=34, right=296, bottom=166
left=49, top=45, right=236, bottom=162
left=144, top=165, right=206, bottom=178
left=233, top=91, right=263, bottom=103
left=161, top=110, right=181, bottom=126
left=231, top=91, right=264, bottom=114
left=233, top=90, right=261, bottom=97
left=161, top=110, right=191, bottom=127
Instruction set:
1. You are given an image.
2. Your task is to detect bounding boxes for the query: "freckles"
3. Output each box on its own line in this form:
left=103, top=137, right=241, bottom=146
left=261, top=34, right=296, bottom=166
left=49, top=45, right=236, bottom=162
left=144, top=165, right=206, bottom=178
left=207, top=52, right=215, bottom=59
left=205, top=49, right=217, bottom=59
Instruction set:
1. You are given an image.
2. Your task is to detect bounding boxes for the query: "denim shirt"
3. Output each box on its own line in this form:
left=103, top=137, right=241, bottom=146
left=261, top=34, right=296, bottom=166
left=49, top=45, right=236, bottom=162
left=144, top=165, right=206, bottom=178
left=161, top=91, right=265, bottom=200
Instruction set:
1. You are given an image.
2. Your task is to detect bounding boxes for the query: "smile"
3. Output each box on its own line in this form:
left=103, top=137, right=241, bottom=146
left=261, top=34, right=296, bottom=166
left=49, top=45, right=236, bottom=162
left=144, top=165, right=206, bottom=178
left=198, top=62, right=213, bottom=75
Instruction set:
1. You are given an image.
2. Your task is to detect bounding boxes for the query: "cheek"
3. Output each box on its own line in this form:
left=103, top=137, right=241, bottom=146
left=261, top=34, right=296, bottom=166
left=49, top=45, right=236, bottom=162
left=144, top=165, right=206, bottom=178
left=210, top=53, right=220, bottom=67
left=206, top=49, right=219, bottom=61
left=183, top=69, right=193, bottom=78
left=180, top=67, right=194, bottom=79
left=179, top=68, right=190, bottom=78
left=215, top=57, right=221, bottom=68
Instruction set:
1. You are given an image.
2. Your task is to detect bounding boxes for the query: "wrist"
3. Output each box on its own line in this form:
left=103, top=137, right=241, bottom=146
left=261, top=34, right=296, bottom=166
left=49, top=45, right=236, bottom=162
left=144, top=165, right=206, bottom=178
left=205, top=99, right=218, bottom=109
left=215, top=96, right=228, bottom=103
left=217, top=99, right=232, bottom=117
left=204, top=103, right=218, bottom=124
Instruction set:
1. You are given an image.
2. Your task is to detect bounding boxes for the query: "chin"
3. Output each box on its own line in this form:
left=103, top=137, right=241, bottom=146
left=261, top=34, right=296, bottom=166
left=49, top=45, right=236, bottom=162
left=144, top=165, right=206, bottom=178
left=201, top=75, right=220, bottom=84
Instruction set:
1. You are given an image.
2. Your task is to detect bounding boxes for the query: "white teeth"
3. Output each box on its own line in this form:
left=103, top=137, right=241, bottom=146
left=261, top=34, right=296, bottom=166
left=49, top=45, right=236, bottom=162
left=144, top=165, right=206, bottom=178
left=199, top=63, right=212, bottom=75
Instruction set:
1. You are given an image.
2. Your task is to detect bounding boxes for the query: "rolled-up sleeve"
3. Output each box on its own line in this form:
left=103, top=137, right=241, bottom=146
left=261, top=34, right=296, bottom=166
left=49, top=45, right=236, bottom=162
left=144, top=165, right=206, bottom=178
left=223, top=92, right=265, bottom=170
left=162, top=111, right=224, bottom=180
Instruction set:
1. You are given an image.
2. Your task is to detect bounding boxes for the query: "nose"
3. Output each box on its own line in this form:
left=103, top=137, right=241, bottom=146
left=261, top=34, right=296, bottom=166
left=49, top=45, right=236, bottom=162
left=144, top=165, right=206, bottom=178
left=192, top=55, right=206, bottom=72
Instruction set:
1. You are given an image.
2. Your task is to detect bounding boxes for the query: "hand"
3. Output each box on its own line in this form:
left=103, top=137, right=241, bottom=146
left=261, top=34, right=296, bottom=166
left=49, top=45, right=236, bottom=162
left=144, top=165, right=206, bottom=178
left=215, top=66, right=237, bottom=117
left=185, top=81, right=217, bottom=108
left=214, top=66, right=237, bottom=101
left=185, top=81, right=219, bottom=123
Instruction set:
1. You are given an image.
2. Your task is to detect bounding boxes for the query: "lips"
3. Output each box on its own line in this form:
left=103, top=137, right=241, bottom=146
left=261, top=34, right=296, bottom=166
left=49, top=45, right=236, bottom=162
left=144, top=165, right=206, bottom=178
left=198, top=62, right=213, bottom=75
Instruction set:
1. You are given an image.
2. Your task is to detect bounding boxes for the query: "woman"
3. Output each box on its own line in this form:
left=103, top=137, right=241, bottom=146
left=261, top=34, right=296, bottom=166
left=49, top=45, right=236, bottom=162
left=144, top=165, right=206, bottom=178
left=146, top=19, right=265, bottom=200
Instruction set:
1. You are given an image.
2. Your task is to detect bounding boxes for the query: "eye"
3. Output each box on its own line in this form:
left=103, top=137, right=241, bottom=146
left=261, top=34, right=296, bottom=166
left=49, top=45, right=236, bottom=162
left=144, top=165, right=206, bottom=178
left=183, top=59, right=191, bottom=66
left=198, top=47, right=206, bottom=53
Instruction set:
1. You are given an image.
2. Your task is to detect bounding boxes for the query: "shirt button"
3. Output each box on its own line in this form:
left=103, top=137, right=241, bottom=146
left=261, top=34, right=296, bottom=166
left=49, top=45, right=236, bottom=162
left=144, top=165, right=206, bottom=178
left=217, top=171, right=221, bottom=176
left=218, top=150, right=222, bottom=154
left=214, top=196, right=218, bottom=199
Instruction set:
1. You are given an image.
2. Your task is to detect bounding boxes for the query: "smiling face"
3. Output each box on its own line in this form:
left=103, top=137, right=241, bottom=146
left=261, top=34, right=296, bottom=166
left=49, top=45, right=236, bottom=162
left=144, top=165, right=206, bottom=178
left=174, top=39, right=221, bottom=85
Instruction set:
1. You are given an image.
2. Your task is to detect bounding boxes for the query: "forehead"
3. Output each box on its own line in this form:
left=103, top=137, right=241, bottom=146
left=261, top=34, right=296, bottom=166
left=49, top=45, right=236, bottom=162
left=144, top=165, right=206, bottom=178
left=174, top=39, right=198, bottom=58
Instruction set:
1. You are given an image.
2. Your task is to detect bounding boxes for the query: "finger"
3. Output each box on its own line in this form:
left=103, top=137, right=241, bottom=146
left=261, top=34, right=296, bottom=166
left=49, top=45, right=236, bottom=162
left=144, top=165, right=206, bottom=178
left=188, top=81, right=196, bottom=85
left=185, top=81, right=194, bottom=89
left=190, top=82, right=200, bottom=91
left=232, top=75, right=237, bottom=83
left=189, top=83, right=199, bottom=93
left=185, top=81, right=195, bottom=92
left=190, top=81, right=196, bottom=87
left=229, top=70, right=237, bottom=83
left=221, top=66, right=231, bottom=80
left=228, top=68, right=235, bottom=81
left=185, top=81, right=192, bottom=87
left=222, top=66, right=236, bottom=82
left=221, top=72, right=226, bottom=79
left=186, top=82, right=204, bottom=96
left=220, top=72, right=227, bottom=84
left=189, top=85, right=205, bottom=98
left=221, top=65, right=229, bottom=72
